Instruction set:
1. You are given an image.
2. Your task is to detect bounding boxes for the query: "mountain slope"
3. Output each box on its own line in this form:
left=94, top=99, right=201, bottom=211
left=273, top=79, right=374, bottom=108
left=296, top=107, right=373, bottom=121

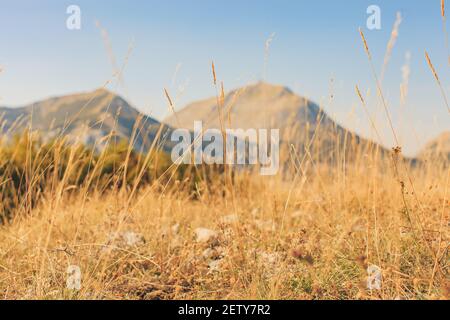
left=166, top=82, right=328, bottom=130
left=0, top=89, right=173, bottom=152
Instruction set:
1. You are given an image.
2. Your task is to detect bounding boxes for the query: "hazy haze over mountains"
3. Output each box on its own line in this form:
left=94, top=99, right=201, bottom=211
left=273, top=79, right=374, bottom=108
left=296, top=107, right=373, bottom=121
left=165, top=82, right=324, bottom=129
left=165, top=82, right=389, bottom=160
left=419, top=131, right=450, bottom=161
left=0, top=89, right=173, bottom=152
left=0, top=83, right=447, bottom=161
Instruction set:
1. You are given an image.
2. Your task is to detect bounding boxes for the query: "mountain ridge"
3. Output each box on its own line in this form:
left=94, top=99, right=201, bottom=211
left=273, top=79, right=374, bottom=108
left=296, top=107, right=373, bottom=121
left=0, top=83, right=446, bottom=163
left=419, top=131, right=450, bottom=162
left=164, top=81, right=391, bottom=162
left=0, top=88, right=172, bottom=152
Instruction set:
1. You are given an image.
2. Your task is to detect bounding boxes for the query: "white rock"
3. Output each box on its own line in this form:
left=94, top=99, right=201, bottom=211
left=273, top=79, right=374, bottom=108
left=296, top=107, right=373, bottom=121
left=171, top=223, right=181, bottom=235
left=161, top=223, right=181, bottom=238
left=106, top=231, right=145, bottom=248
left=220, top=214, right=239, bottom=224
left=170, top=235, right=183, bottom=249
left=254, top=219, right=276, bottom=232
left=194, top=228, right=218, bottom=244
left=351, top=218, right=367, bottom=233
left=202, top=248, right=215, bottom=259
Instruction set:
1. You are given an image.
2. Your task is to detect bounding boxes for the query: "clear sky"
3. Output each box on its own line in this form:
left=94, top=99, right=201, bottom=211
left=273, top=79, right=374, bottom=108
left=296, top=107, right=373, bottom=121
left=0, top=0, right=449, bottom=156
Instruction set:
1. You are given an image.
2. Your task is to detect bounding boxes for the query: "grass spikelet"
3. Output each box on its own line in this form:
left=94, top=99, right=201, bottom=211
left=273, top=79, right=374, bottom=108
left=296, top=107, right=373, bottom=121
left=355, top=85, right=383, bottom=142
left=359, top=27, right=399, bottom=145
left=164, top=88, right=174, bottom=108
left=400, top=51, right=411, bottom=106
left=441, top=0, right=450, bottom=65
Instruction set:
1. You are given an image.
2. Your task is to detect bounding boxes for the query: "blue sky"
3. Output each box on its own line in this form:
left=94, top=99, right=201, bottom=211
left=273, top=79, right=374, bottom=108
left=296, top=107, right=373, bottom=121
left=0, top=0, right=449, bottom=155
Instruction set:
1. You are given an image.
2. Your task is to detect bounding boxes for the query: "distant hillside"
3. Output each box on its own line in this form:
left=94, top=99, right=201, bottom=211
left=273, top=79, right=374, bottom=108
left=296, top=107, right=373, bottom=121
left=0, top=83, right=419, bottom=164
left=419, top=131, right=450, bottom=162
left=165, top=82, right=388, bottom=161
left=165, top=82, right=328, bottom=130
left=0, top=89, right=174, bottom=152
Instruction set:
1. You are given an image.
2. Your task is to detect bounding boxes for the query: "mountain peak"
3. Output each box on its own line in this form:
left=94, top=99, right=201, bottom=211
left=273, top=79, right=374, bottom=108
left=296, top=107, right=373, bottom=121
left=164, top=81, right=321, bottom=131
left=242, top=81, right=294, bottom=97
left=162, top=80, right=389, bottom=160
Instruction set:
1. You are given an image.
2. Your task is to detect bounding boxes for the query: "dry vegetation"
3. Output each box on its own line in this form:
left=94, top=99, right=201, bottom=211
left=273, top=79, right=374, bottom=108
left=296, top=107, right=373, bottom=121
left=0, top=2, right=449, bottom=301
left=0, top=127, right=447, bottom=300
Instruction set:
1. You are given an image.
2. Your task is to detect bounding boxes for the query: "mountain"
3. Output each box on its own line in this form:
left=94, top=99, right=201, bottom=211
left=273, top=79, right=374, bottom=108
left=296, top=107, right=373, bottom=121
left=419, top=131, right=450, bottom=162
left=165, top=82, right=385, bottom=161
left=165, top=82, right=331, bottom=130
left=0, top=89, right=174, bottom=152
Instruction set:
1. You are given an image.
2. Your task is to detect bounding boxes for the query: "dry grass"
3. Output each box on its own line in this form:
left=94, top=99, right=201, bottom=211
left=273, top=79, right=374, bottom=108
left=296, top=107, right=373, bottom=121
left=0, top=2, right=448, bottom=301
left=0, top=133, right=448, bottom=300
